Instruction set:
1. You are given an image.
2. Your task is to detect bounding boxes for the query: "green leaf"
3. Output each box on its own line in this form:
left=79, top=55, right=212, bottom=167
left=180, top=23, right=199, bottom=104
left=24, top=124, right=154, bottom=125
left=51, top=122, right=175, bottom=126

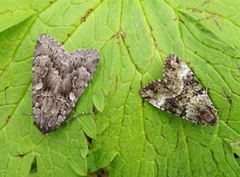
left=0, top=0, right=35, bottom=33
left=1, top=0, right=240, bottom=176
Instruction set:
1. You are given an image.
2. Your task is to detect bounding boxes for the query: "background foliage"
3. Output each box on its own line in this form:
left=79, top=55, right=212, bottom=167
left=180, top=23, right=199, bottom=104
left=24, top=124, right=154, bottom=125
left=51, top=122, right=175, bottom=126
left=0, top=0, right=240, bottom=176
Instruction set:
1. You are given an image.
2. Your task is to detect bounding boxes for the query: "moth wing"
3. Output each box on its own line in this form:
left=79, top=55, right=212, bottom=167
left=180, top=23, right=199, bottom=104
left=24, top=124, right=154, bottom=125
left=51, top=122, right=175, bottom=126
left=163, top=54, right=193, bottom=94
left=34, top=34, right=65, bottom=59
left=140, top=80, right=174, bottom=110
left=68, top=50, right=100, bottom=105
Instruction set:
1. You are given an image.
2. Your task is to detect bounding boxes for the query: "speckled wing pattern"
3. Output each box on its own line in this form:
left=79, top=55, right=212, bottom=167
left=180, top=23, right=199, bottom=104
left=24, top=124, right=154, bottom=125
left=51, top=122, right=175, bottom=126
left=140, top=54, right=218, bottom=126
left=32, top=34, right=100, bottom=134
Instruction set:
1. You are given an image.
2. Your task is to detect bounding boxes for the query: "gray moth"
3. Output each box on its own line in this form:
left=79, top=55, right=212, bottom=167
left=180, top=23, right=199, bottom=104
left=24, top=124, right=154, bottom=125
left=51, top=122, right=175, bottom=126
left=140, top=54, right=218, bottom=126
left=32, top=34, right=100, bottom=134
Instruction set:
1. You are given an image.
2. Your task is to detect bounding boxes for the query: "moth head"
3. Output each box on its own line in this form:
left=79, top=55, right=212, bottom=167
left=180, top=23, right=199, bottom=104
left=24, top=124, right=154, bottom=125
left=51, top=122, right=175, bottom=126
left=187, top=94, right=218, bottom=126
left=198, top=105, right=218, bottom=126
left=194, top=95, right=218, bottom=126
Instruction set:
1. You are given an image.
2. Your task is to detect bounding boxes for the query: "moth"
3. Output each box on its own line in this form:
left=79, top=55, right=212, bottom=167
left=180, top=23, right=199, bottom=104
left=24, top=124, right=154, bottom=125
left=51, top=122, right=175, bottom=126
left=140, top=54, right=218, bottom=126
left=32, top=34, right=100, bottom=134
